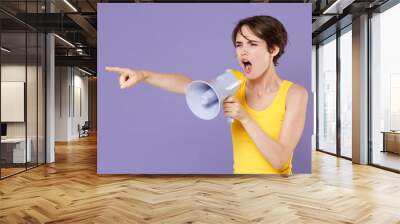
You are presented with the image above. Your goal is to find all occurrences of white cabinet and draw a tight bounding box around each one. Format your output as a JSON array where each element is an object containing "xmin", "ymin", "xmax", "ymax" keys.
[{"xmin": 1, "ymin": 138, "xmax": 32, "ymax": 163}]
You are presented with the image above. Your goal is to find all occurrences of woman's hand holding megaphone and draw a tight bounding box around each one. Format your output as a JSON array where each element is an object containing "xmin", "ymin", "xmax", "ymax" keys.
[
  {"xmin": 106, "ymin": 66, "xmax": 147, "ymax": 89},
  {"xmin": 223, "ymin": 96, "xmax": 250, "ymax": 123}
]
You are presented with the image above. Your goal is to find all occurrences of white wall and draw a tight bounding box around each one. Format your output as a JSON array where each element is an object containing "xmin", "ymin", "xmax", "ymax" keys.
[
  {"xmin": 1, "ymin": 82, "xmax": 24, "ymax": 122},
  {"xmin": 55, "ymin": 67, "xmax": 89, "ymax": 141},
  {"xmin": 70, "ymin": 72, "xmax": 89, "ymax": 139},
  {"xmin": 1, "ymin": 65, "xmax": 26, "ymax": 129},
  {"xmin": 1, "ymin": 63, "xmax": 46, "ymax": 164},
  {"xmin": 312, "ymin": 45, "xmax": 316, "ymax": 150},
  {"xmin": 55, "ymin": 66, "xmax": 69, "ymax": 141},
  {"xmin": 1, "ymin": 65, "xmax": 39, "ymax": 137}
]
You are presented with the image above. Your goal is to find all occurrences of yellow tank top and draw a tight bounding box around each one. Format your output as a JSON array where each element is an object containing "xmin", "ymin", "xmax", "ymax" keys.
[{"xmin": 230, "ymin": 70, "xmax": 293, "ymax": 174}]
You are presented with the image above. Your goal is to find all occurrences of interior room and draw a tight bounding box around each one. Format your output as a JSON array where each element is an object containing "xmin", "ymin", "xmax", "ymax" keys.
[{"xmin": 0, "ymin": 0, "xmax": 399, "ymax": 223}]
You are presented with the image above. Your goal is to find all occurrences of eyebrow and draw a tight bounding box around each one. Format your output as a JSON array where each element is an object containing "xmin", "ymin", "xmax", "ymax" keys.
[
  {"xmin": 235, "ymin": 40, "xmax": 259, "ymax": 44},
  {"xmin": 247, "ymin": 40, "xmax": 259, "ymax": 43}
]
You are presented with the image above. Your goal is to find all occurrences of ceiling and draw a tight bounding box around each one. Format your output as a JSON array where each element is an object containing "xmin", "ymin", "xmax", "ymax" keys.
[{"xmin": 0, "ymin": 0, "xmax": 391, "ymax": 75}]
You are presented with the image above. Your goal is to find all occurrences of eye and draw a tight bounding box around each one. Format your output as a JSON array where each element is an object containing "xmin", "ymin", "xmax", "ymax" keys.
[
  {"xmin": 250, "ymin": 43, "xmax": 258, "ymax": 46},
  {"xmin": 235, "ymin": 44, "xmax": 242, "ymax": 48}
]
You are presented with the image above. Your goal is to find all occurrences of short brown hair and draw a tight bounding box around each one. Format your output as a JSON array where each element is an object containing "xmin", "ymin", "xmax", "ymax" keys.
[{"xmin": 232, "ymin": 15, "xmax": 288, "ymax": 66}]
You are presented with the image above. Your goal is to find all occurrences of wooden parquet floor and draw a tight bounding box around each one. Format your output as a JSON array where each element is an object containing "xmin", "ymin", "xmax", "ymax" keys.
[{"xmin": 1, "ymin": 134, "xmax": 400, "ymax": 224}]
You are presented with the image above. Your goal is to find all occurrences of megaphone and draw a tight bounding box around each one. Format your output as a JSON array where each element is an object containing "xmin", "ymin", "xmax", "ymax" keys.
[{"xmin": 185, "ymin": 70, "xmax": 241, "ymax": 121}]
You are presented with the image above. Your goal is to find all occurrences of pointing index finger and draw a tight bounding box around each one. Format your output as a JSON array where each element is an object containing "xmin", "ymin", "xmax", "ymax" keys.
[{"xmin": 105, "ymin": 66, "xmax": 124, "ymax": 73}]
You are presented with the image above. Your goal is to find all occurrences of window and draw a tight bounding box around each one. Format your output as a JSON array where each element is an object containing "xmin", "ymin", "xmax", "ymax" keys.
[
  {"xmin": 0, "ymin": 1, "xmax": 46, "ymax": 179},
  {"xmin": 339, "ymin": 27, "xmax": 352, "ymax": 158},
  {"xmin": 371, "ymin": 2, "xmax": 400, "ymax": 171},
  {"xmin": 317, "ymin": 35, "xmax": 337, "ymax": 154}
]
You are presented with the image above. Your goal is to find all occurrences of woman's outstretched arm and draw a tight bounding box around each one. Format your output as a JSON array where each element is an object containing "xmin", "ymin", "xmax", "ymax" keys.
[{"xmin": 105, "ymin": 66, "xmax": 192, "ymax": 94}]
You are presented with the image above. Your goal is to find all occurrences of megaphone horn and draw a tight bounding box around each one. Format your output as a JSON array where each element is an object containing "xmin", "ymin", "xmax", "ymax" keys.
[{"xmin": 185, "ymin": 70, "xmax": 241, "ymax": 121}]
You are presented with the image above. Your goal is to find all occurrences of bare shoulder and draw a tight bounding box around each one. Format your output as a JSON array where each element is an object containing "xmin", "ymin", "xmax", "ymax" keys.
[{"xmin": 286, "ymin": 83, "xmax": 308, "ymax": 108}]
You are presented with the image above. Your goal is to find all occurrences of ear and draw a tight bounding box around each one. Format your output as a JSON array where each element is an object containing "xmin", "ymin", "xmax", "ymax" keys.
[{"xmin": 271, "ymin": 45, "xmax": 280, "ymax": 57}]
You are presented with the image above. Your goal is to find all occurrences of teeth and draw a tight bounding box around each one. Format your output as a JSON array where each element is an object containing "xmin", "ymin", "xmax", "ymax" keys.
[
  {"xmin": 243, "ymin": 61, "xmax": 251, "ymax": 66},
  {"xmin": 242, "ymin": 59, "xmax": 251, "ymax": 65}
]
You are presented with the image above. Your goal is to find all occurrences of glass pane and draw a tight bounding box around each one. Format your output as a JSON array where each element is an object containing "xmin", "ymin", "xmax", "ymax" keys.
[
  {"xmin": 0, "ymin": 1, "xmax": 46, "ymax": 178},
  {"xmin": 38, "ymin": 32, "xmax": 45, "ymax": 165},
  {"xmin": 1, "ymin": 31, "xmax": 27, "ymax": 177},
  {"xmin": 371, "ymin": 3, "xmax": 400, "ymax": 171},
  {"xmin": 318, "ymin": 36, "xmax": 337, "ymax": 154},
  {"xmin": 340, "ymin": 28, "xmax": 352, "ymax": 158},
  {"xmin": 27, "ymin": 31, "xmax": 38, "ymax": 169},
  {"xmin": 26, "ymin": 0, "xmax": 39, "ymax": 170}
]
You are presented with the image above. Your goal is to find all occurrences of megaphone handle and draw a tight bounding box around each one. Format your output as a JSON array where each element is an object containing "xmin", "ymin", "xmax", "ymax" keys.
[{"xmin": 227, "ymin": 117, "xmax": 234, "ymax": 124}]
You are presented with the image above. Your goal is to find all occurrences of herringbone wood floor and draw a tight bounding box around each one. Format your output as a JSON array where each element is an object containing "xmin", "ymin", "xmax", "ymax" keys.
[{"xmin": 1, "ymin": 134, "xmax": 400, "ymax": 224}]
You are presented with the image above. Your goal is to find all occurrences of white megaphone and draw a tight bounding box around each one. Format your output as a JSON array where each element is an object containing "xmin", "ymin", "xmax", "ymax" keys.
[{"xmin": 185, "ymin": 70, "xmax": 241, "ymax": 122}]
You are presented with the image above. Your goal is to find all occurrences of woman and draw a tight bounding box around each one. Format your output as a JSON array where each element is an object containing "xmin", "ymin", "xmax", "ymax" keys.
[{"xmin": 106, "ymin": 15, "xmax": 308, "ymax": 174}]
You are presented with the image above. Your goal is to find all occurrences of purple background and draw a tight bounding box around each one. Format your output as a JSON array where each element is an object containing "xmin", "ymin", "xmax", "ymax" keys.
[{"xmin": 98, "ymin": 3, "xmax": 312, "ymax": 174}]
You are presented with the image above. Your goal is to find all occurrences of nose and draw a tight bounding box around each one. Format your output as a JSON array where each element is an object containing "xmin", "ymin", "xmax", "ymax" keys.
[{"xmin": 240, "ymin": 47, "xmax": 248, "ymax": 57}]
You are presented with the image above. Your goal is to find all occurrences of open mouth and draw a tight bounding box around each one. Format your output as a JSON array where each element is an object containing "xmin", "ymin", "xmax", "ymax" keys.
[{"xmin": 242, "ymin": 59, "xmax": 252, "ymax": 75}]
